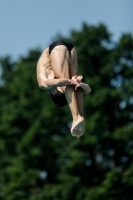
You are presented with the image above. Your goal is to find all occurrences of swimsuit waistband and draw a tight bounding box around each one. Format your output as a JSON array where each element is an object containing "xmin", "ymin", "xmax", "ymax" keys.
[{"xmin": 49, "ymin": 41, "xmax": 74, "ymax": 54}]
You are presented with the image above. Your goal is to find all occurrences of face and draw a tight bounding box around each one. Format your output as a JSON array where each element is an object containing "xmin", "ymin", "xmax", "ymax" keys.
[
  {"xmin": 50, "ymin": 88, "xmax": 67, "ymax": 108},
  {"xmin": 51, "ymin": 89, "xmax": 57, "ymax": 95},
  {"xmin": 51, "ymin": 87, "xmax": 63, "ymax": 95}
]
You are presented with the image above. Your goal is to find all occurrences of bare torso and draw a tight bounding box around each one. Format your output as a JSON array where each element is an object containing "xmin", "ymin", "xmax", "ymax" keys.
[{"xmin": 37, "ymin": 47, "xmax": 55, "ymax": 82}]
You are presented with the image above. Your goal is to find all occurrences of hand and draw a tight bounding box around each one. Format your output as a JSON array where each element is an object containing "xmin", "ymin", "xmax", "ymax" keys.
[{"xmin": 69, "ymin": 75, "xmax": 83, "ymax": 90}]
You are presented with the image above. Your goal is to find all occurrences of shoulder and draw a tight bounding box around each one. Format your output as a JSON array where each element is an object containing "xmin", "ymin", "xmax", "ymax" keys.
[
  {"xmin": 38, "ymin": 47, "xmax": 49, "ymax": 61},
  {"xmin": 43, "ymin": 47, "xmax": 49, "ymax": 54},
  {"xmin": 40, "ymin": 47, "xmax": 49, "ymax": 60},
  {"xmin": 37, "ymin": 47, "xmax": 50, "ymax": 66}
]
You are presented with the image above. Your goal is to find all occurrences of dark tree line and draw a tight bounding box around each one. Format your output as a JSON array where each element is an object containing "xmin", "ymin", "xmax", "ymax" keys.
[{"xmin": 0, "ymin": 23, "xmax": 133, "ymax": 200}]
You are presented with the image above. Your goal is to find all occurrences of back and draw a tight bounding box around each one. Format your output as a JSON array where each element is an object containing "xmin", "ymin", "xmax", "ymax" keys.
[{"xmin": 37, "ymin": 47, "xmax": 55, "ymax": 87}]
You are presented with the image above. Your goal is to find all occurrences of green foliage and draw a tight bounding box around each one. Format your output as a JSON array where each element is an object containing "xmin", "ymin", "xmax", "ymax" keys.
[{"xmin": 0, "ymin": 23, "xmax": 133, "ymax": 200}]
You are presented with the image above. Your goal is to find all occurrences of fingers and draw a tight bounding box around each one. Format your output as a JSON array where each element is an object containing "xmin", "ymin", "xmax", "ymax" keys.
[
  {"xmin": 71, "ymin": 75, "xmax": 83, "ymax": 80},
  {"xmin": 69, "ymin": 80, "xmax": 82, "ymax": 90},
  {"xmin": 69, "ymin": 75, "xmax": 83, "ymax": 91},
  {"xmin": 70, "ymin": 75, "xmax": 83, "ymax": 86},
  {"xmin": 75, "ymin": 84, "xmax": 80, "ymax": 90},
  {"xmin": 77, "ymin": 75, "xmax": 83, "ymax": 81}
]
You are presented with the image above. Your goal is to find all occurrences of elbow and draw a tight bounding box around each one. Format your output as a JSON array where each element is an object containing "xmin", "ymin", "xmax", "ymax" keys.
[
  {"xmin": 37, "ymin": 75, "xmax": 47, "ymax": 90},
  {"xmin": 39, "ymin": 85, "xmax": 45, "ymax": 90},
  {"xmin": 38, "ymin": 83, "xmax": 50, "ymax": 92},
  {"xmin": 38, "ymin": 82, "xmax": 46, "ymax": 90},
  {"xmin": 39, "ymin": 84, "xmax": 48, "ymax": 91},
  {"xmin": 37, "ymin": 78, "xmax": 47, "ymax": 90}
]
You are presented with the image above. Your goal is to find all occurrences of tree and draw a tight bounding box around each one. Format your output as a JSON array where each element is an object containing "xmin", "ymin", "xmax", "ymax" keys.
[{"xmin": 0, "ymin": 23, "xmax": 133, "ymax": 200}]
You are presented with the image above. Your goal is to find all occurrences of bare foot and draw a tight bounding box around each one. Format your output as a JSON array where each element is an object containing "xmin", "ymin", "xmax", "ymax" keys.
[{"xmin": 71, "ymin": 116, "xmax": 84, "ymax": 137}]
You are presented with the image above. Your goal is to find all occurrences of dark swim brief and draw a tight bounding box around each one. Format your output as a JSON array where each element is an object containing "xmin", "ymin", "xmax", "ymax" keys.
[{"xmin": 49, "ymin": 40, "xmax": 74, "ymax": 54}]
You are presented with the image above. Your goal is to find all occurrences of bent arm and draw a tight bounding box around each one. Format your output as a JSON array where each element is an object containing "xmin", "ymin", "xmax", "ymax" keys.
[
  {"xmin": 39, "ymin": 78, "xmax": 71, "ymax": 92},
  {"xmin": 37, "ymin": 48, "xmax": 72, "ymax": 92}
]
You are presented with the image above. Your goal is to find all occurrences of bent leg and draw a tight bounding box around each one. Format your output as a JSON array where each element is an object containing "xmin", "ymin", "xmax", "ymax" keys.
[
  {"xmin": 69, "ymin": 48, "xmax": 85, "ymax": 137},
  {"xmin": 50, "ymin": 46, "xmax": 84, "ymax": 137},
  {"xmin": 50, "ymin": 45, "xmax": 70, "ymax": 79}
]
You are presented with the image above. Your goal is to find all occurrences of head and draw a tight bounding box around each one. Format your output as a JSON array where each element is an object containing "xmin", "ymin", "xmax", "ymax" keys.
[{"xmin": 50, "ymin": 89, "xmax": 67, "ymax": 108}]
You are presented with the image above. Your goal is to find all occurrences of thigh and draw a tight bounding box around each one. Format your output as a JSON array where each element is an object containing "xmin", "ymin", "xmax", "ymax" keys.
[
  {"xmin": 50, "ymin": 45, "xmax": 70, "ymax": 79},
  {"xmin": 69, "ymin": 47, "xmax": 78, "ymax": 77}
]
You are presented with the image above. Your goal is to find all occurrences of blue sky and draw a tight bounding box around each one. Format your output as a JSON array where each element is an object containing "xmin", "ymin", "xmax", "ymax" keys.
[{"xmin": 1, "ymin": 0, "xmax": 133, "ymax": 60}]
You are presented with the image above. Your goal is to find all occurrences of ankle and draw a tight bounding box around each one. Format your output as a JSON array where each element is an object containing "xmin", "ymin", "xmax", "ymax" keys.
[{"xmin": 73, "ymin": 114, "xmax": 83, "ymax": 121}]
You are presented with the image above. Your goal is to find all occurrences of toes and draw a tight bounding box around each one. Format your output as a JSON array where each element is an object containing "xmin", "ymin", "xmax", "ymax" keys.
[
  {"xmin": 71, "ymin": 131, "xmax": 76, "ymax": 137},
  {"xmin": 71, "ymin": 129, "xmax": 78, "ymax": 137},
  {"xmin": 71, "ymin": 125, "xmax": 78, "ymax": 137},
  {"xmin": 71, "ymin": 122, "xmax": 84, "ymax": 138},
  {"xmin": 76, "ymin": 123, "xmax": 84, "ymax": 138},
  {"xmin": 77, "ymin": 133, "xmax": 83, "ymax": 138}
]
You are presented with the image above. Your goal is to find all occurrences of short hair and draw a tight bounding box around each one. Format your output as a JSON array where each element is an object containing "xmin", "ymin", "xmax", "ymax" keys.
[{"xmin": 50, "ymin": 90, "xmax": 67, "ymax": 108}]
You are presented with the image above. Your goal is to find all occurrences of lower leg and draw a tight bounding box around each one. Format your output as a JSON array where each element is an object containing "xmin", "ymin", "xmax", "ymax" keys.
[
  {"xmin": 75, "ymin": 89, "xmax": 83, "ymax": 117},
  {"xmin": 64, "ymin": 86, "xmax": 84, "ymax": 136},
  {"xmin": 64, "ymin": 86, "xmax": 82, "ymax": 120}
]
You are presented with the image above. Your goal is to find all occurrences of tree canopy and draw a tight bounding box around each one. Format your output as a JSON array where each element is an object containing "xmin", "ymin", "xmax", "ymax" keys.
[{"xmin": 0, "ymin": 23, "xmax": 133, "ymax": 200}]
